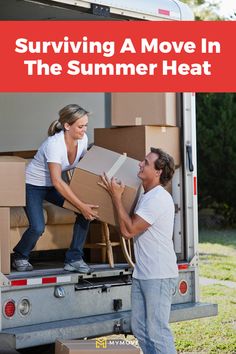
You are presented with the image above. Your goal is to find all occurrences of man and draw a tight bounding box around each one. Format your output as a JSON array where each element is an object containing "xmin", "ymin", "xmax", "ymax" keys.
[{"xmin": 99, "ymin": 147, "xmax": 178, "ymax": 354}]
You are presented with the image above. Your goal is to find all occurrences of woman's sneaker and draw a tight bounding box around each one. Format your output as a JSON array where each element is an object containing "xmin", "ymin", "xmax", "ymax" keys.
[
  {"xmin": 64, "ymin": 259, "xmax": 92, "ymax": 273},
  {"xmin": 12, "ymin": 259, "xmax": 33, "ymax": 272}
]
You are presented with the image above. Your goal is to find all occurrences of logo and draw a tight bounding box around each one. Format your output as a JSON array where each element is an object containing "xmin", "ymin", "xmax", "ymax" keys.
[{"xmin": 96, "ymin": 337, "xmax": 107, "ymax": 349}]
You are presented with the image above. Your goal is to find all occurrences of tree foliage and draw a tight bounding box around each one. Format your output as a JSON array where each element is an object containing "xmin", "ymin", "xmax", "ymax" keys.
[
  {"xmin": 196, "ymin": 93, "xmax": 236, "ymax": 215},
  {"xmin": 181, "ymin": 0, "xmax": 222, "ymax": 20},
  {"xmin": 181, "ymin": 1, "xmax": 236, "ymax": 224}
]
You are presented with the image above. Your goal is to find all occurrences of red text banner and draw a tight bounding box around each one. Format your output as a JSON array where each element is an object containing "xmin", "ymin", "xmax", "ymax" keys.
[{"xmin": 0, "ymin": 21, "xmax": 235, "ymax": 92}]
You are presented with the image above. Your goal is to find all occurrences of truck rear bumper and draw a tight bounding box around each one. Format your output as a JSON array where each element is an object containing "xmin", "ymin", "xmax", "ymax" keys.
[
  {"xmin": 170, "ymin": 301, "xmax": 218, "ymax": 322},
  {"xmin": 0, "ymin": 302, "xmax": 217, "ymax": 350},
  {"xmin": 1, "ymin": 311, "xmax": 132, "ymax": 350}
]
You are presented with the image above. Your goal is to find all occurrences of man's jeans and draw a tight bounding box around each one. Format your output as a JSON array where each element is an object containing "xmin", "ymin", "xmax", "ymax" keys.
[
  {"xmin": 131, "ymin": 277, "xmax": 177, "ymax": 354},
  {"xmin": 13, "ymin": 184, "xmax": 90, "ymax": 263}
]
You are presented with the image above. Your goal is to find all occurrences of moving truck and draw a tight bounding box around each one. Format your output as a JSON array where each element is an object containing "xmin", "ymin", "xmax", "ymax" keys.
[{"xmin": 0, "ymin": 0, "xmax": 217, "ymax": 352}]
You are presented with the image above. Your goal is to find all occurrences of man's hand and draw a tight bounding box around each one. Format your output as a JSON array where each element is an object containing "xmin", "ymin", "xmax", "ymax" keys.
[{"xmin": 98, "ymin": 173, "xmax": 125, "ymax": 200}]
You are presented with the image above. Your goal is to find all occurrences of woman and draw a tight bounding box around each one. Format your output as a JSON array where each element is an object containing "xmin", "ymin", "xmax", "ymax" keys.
[{"xmin": 12, "ymin": 104, "xmax": 99, "ymax": 273}]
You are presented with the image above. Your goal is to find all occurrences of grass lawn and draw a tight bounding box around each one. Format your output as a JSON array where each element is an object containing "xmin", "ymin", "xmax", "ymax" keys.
[
  {"xmin": 172, "ymin": 285, "xmax": 236, "ymax": 353},
  {"xmin": 199, "ymin": 229, "xmax": 236, "ymax": 282},
  {"xmin": 171, "ymin": 228, "xmax": 236, "ymax": 353}
]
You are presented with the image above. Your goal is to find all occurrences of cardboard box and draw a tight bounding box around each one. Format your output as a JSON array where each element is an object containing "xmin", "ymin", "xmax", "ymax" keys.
[
  {"xmin": 63, "ymin": 146, "xmax": 141, "ymax": 226},
  {"xmin": 111, "ymin": 92, "xmax": 176, "ymax": 126},
  {"xmin": 0, "ymin": 207, "xmax": 10, "ymax": 274},
  {"xmin": 55, "ymin": 339, "xmax": 140, "ymax": 354},
  {"xmin": 0, "ymin": 156, "xmax": 26, "ymax": 206},
  {"xmin": 94, "ymin": 126, "xmax": 180, "ymax": 166}
]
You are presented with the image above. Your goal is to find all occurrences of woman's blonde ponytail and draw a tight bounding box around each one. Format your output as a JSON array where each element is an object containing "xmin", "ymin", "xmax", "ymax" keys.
[{"xmin": 48, "ymin": 120, "xmax": 63, "ymax": 136}]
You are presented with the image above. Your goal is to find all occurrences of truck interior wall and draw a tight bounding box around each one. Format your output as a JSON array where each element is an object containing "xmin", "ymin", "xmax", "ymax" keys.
[
  {"xmin": 0, "ymin": 93, "xmax": 106, "ymax": 153},
  {"xmin": 0, "ymin": 92, "xmax": 186, "ymax": 265}
]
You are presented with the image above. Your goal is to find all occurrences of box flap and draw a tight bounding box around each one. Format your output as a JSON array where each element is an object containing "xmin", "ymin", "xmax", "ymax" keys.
[
  {"xmin": 77, "ymin": 146, "xmax": 121, "ymax": 174},
  {"xmin": 77, "ymin": 146, "xmax": 140, "ymax": 188}
]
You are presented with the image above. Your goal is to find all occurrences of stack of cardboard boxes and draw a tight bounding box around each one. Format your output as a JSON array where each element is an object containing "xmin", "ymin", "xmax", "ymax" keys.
[
  {"xmin": 91, "ymin": 92, "xmax": 180, "ymax": 263},
  {"xmin": 94, "ymin": 92, "xmax": 180, "ymax": 165}
]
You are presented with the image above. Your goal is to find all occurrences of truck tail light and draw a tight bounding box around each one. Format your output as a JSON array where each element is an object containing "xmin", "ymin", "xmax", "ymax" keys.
[
  {"xmin": 4, "ymin": 300, "xmax": 16, "ymax": 318},
  {"xmin": 179, "ymin": 280, "xmax": 188, "ymax": 295},
  {"xmin": 18, "ymin": 298, "xmax": 31, "ymax": 316}
]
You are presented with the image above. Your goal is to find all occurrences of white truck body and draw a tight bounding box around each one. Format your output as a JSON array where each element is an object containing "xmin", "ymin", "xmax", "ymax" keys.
[{"xmin": 0, "ymin": 0, "xmax": 217, "ymax": 351}]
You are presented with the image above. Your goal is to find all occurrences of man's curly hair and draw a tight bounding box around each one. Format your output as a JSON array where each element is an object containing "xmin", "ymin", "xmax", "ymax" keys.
[{"xmin": 150, "ymin": 147, "xmax": 175, "ymax": 186}]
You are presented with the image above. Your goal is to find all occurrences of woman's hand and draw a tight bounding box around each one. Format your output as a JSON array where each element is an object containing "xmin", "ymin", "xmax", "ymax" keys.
[
  {"xmin": 79, "ymin": 202, "xmax": 99, "ymax": 221},
  {"xmin": 48, "ymin": 162, "xmax": 99, "ymax": 221},
  {"xmin": 98, "ymin": 173, "xmax": 125, "ymax": 200}
]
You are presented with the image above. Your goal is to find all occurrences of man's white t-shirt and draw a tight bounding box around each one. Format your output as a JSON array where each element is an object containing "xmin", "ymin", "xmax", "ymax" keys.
[
  {"xmin": 133, "ymin": 185, "xmax": 178, "ymax": 280},
  {"xmin": 26, "ymin": 131, "xmax": 88, "ymax": 186}
]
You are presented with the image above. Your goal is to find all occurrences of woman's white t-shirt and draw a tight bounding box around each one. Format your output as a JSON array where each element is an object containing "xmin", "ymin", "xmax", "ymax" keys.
[
  {"xmin": 26, "ymin": 131, "xmax": 88, "ymax": 186},
  {"xmin": 133, "ymin": 185, "xmax": 178, "ymax": 280}
]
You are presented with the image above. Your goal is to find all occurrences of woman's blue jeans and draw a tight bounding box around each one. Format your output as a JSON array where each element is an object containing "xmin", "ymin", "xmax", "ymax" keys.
[
  {"xmin": 131, "ymin": 277, "xmax": 177, "ymax": 354},
  {"xmin": 13, "ymin": 184, "xmax": 90, "ymax": 263}
]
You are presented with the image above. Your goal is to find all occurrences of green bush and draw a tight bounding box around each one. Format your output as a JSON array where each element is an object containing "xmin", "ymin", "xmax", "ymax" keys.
[{"xmin": 196, "ymin": 93, "xmax": 236, "ymax": 225}]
